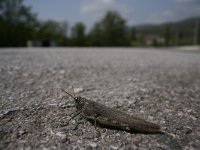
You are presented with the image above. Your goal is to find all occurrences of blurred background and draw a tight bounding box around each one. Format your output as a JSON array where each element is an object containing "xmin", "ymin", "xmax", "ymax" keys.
[{"xmin": 0, "ymin": 0, "xmax": 199, "ymax": 47}]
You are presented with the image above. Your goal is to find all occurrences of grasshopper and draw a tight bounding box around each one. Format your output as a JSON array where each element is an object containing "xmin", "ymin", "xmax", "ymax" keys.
[{"xmin": 60, "ymin": 88, "xmax": 163, "ymax": 134}]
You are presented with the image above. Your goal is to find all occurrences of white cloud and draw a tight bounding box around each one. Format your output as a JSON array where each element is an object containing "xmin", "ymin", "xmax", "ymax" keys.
[
  {"xmin": 80, "ymin": 0, "xmax": 134, "ymax": 24},
  {"xmin": 146, "ymin": 10, "xmax": 175, "ymax": 24},
  {"xmin": 147, "ymin": 4, "xmax": 200, "ymax": 25},
  {"xmin": 175, "ymin": 0, "xmax": 194, "ymax": 3},
  {"xmin": 161, "ymin": 10, "xmax": 174, "ymax": 17},
  {"xmin": 101, "ymin": 0, "xmax": 114, "ymax": 4},
  {"xmin": 80, "ymin": 0, "xmax": 199, "ymax": 28}
]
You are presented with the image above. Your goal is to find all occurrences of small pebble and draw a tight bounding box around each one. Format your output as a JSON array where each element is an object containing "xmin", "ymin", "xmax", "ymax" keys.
[
  {"xmin": 74, "ymin": 87, "xmax": 83, "ymax": 93},
  {"xmin": 59, "ymin": 69, "xmax": 65, "ymax": 74},
  {"xmin": 89, "ymin": 143, "xmax": 98, "ymax": 148},
  {"xmin": 183, "ymin": 126, "xmax": 192, "ymax": 134},
  {"xmin": 56, "ymin": 132, "xmax": 67, "ymax": 139},
  {"xmin": 110, "ymin": 145, "xmax": 118, "ymax": 150}
]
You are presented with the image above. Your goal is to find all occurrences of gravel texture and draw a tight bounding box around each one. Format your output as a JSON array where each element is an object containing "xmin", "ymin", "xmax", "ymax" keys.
[{"xmin": 0, "ymin": 48, "xmax": 200, "ymax": 150}]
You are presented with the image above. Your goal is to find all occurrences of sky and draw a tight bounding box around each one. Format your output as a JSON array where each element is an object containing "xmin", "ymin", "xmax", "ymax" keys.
[{"xmin": 24, "ymin": 0, "xmax": 200, "ymax": 29}]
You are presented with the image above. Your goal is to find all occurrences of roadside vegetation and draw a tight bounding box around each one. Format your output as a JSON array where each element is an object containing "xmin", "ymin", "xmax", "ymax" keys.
[{"xmin": 0, "ymin": 0, "xmax": 199, "ymax": 47}]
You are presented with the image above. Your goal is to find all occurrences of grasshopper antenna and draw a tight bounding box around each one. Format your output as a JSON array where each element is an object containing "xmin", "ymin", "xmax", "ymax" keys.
[
  {"xmin": 72, "ymin": 85, "xmax": 76, "ymax": 98},
  {"xmin": 59, "ymin": 88, "xmax": 75, "ymax": 99}
]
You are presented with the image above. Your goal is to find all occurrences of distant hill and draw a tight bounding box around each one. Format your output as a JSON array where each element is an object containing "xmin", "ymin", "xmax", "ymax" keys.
[{"xmin": 133, "ymin": 17, "xmax": 200, "ymax": 46}]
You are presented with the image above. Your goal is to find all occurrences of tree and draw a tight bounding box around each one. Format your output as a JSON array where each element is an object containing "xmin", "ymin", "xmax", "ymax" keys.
[
  {"xmin": 164, "ymin": 26, "xmax": 171, "ymax": 46},
  {"xmin": 0, "ymin": 0, "xmax": 37, "ymax": 25},
  {"xmin": 37, "ymin": 20, "xmax": 68, "ymax": 46},
  {"xmin": 130, "ymin": 27, "xmax": 136, "ymax": 41},
  {"xmin": 0, "ymin": 0, "xmax": 37, "ymax": 47},
  {"xmin": 128, "ymin": 26, "xmax": 138, "ymax": 46},
  {"xmin": 88, "ymin": 23, "xmax": 104, "ymax": 46},
  {"xmin": 70, "ymin": 22, "xmax": 86, "ymax": 46},
  {"xmin": 88, "ymin": 11, "xmax": 130, "ymax": 46}
]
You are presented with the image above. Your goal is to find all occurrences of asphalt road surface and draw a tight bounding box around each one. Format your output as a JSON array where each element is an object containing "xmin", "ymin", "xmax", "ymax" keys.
[{"xmin": 0, "ymin": 48, "xmax": 200, "ymax": 149}]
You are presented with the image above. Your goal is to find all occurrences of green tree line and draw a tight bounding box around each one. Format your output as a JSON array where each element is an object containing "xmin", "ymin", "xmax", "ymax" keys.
[{"xmin": 0, "ymin": 0, "xmax": 199, "ymax": 47}]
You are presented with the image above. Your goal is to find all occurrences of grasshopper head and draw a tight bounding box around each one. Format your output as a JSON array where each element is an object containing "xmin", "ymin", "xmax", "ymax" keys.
[
  {"xmin": 74, "ymin": 97, "xmax": 86, "ymax": 109},
  {"xmin": 60, "ymin": 88, "xmax": 86, "ymax": 110}
]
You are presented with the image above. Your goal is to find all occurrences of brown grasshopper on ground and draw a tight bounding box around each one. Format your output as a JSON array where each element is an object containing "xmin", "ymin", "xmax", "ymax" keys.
[{"xmin": 60, "ymin": 88, "xmax": 163, "ymax": 134}]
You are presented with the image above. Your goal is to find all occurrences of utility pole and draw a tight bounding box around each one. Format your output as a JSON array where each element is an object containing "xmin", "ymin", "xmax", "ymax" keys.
[
  {"xmin": 193, "ymin": 19, "xmax": 199, "ymax": 46},
  {"xmin": 175, "ymin": 30, "xmax": 179, "ymax": 46}
]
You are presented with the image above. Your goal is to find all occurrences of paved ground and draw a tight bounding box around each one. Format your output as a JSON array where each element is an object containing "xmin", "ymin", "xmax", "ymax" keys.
[{"xmin": 0, "ymin": 48, "xmax": 200, "ymax": 150}]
